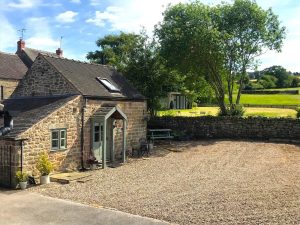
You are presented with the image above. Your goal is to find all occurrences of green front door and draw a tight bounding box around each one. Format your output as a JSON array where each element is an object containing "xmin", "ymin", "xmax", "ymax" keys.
[{"xmin": 92, "ymin": 121, "xmax": 103, "ymax": 162}]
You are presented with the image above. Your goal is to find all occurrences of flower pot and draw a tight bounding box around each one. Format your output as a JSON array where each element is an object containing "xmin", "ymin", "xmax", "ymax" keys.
[
  {"xmin": 90, "ymin": 164, "xmax": 97, "ymax": 170},
  {"xmin": 40, "ymin": 175, "xmax": 50, "ymax": 184},
  {"xmin": 148, "ymin": 143, "xmax": 154, "ymax": 151},
  {"xmin": 19, "ymin": 181, "xmax": 27, "ymax": 190}
]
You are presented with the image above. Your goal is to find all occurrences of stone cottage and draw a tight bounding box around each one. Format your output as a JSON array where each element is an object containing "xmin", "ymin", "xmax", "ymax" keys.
[
  {"xmin": 0, "ymin": 39, "xmax": 62, "ymax": 101},
  {"xmin": 0, "ymin": 53, "xmax": 147, "ymax": 187}
]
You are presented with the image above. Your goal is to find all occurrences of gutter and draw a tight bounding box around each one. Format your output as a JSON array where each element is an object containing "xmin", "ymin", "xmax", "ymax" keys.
[{"xmin": 83, "ymin": 95, "xmax": 146, "ymax": 102}]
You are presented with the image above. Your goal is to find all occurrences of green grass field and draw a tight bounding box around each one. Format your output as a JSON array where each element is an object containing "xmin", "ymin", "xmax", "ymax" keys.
[
  {"xmin": 227, "ymin": 94, "xmax": 300, "ymax": 106},
  {"xmin": 158, "ymin": 107, "xmax": 297, "ymax": 118}
]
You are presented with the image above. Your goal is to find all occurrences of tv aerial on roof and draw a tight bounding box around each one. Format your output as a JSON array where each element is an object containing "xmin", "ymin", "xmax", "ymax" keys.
[
  {"xmin": 59, "ymin": 36, "xmax": 63, "ymax": 49},
  {"xmin": 18, "ymin": 28, "xmax": 26, "ymax": 40}
]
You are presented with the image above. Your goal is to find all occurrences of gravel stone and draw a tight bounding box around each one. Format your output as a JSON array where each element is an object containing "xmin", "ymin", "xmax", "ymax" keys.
[{"xmin": 29, "ymin": 140, "xmax": 300, "ymax": 225}]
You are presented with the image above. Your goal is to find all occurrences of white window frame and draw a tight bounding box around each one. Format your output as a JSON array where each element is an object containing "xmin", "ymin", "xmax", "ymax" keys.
[{"xmin": 51, "ymin": 129, "xmax": 67, "ymax": 150}]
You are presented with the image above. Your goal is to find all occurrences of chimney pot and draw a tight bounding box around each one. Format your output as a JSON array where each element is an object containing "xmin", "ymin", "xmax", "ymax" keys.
[
  {"xmin": 56, "ymin": 48, "xmax": 63, "ymax": 57},
  {"xmin": 17, "ymin": 39, "xmax": 25, "ymax": 52}
]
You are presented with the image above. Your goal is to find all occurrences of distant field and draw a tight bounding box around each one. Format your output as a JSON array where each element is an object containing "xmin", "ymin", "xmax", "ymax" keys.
[
  {"xmin": 227, "ymin": 94, "xmax": 300, "ymax": 105},
  {"xmin": 158, "ymin": 107, "xmax": 297, "ymax": 118}
]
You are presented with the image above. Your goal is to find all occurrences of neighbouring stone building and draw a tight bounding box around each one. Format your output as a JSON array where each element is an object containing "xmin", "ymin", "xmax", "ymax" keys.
[
  {"xmin": 0, "ymin": 53, "xmax": 147, "ymax": 188},
  {"xmin": 0, "ymin": 52, "xmax": 27, "ymax": 101},
  {"xmin": 0, "ymin": 39, "xmax": 62, "ymax": 101}
]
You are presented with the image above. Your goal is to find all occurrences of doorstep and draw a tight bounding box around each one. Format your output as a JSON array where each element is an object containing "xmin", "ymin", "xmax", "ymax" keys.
[{"xmin": 51, "ymin": 172, "xmax": 92, "ymax": 184}]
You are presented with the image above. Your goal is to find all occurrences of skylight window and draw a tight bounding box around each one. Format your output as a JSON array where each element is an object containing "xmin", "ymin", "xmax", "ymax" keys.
[{"xmin": 96, "ymin": 77, "xmax": 120, "ymax": 93}]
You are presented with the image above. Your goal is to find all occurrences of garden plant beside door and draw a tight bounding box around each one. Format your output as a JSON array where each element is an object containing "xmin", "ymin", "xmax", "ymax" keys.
[
  {"xmin": 15, "ymin": 170, "xmax": 29, "ymax": 190},
  {"xmin": 36, "ymin": 152, "xmax": 54, "ymax": 184}
]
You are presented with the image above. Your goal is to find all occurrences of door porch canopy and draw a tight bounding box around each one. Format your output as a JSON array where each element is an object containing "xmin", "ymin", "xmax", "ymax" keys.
[{"xmin": 92, "ymin": 105, "xmax": 127, "ymax": 168}]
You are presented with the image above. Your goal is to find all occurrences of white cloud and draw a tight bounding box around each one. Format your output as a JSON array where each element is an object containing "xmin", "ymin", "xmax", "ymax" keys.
[
  {"xmin": 26, "ymin": 37, "xmax": 59, "ymax": 49},
  {"xmin": 90, "ymin": 0, "xmax": 101, "ymax": 6},
  {"xmin": 86, "ymin": 0, "xmax": 188, "ymax": 34},
  {"xmin": 24, "ymin": 17, "xmax": 60, "ymax": 51},
  {"xmin": 8, "ymin": 0, "xmax": 41, "ymax": 9},
  {"xmin": 0, "ymin": 15, "xmax": 18, "ymax": 51},
  {"xmin": 56, "ymin": 11, "xmax": 78, "ymax": 23},
  {"xmin": 70, "ymin": 0, "xmax": 81, "ymax": 3},
  {"xmin": 86, "ymin": 7, "xmax": 120, "ymax": 28}
]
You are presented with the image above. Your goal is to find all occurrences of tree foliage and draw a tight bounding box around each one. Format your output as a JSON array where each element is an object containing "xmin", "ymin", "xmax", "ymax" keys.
[
  {"xmin": 87, "ymin": 32, "xmax": 180, "ymax": 115},
  {"xmin": 156, "ymin": 0, "xmax": 286, "ymax": 115},
  {"xmin": 262, "ymin": 65, "xmax": 291, "ymax": 88}
]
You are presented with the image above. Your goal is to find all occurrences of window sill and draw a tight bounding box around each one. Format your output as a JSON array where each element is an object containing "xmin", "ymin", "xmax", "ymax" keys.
[{"xmin": 50, "ymin": 148, "xmax": 67, "ymax": 152}]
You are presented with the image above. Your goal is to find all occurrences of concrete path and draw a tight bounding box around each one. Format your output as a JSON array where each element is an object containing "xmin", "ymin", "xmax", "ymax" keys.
[{"xmin": 0, "ymin": 190, "xmax": 171, "ymax": 225}]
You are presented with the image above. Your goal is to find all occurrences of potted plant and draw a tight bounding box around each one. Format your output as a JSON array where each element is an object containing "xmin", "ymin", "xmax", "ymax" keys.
[
  {"xmin": 87, "ymin": 155, "xmax": 98, "ymax": 170},
  {"xmin": 36, "ymin": 152, "xmax": 54, "ymax": 184},
  {"xmin": 15, "ymin": 170, "xmax": 28, "ymax": 190}
]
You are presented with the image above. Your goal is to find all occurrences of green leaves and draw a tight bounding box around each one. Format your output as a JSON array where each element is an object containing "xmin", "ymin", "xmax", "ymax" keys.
[
  {"xmin": 87, "ymin": 32, "xmax": 180, "ymax": 114},
  {"xmin": 36, "ymin": 152, "xmax": 54, "ymax": 176},
  {"xmin": 155, "ymin": 0, "xmax": 286, "ymax": 115}
]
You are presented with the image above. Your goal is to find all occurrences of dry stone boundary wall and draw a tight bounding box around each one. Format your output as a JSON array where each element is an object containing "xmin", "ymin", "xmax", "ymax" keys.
[{"xmin": 149, "ymin": 116, "xmax": 300, "ymax": 140}]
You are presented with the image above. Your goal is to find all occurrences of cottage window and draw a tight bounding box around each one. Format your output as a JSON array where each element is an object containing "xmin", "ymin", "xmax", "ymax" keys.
[{"xmin": 51, "ymin": 129, "xmax": 67, "ymax": 150}]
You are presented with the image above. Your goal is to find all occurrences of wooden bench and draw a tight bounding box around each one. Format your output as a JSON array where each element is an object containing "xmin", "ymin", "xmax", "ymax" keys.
[{"xmin": 147, "ymin": 129, "xmax": 174, "ymax": 144}]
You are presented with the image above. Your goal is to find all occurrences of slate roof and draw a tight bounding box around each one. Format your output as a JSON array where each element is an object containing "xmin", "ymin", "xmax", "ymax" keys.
[
  {"xmin": 23, "ymin": 48, "xmax": 58, "ymax": 63},
  {"xmin": 42, "ymin": 55, "xmax": 145, "ymax": 100},
  {"xmin": 0, "ymin": 52, "xmax": 27, "ymax": 80},
  {"xmin": 17, "ymin": 48, "xmax": 58, "ymax": 68},
  {"xmin": 2, "ymin": 95, "xmax": 77, "ymax": 139}
]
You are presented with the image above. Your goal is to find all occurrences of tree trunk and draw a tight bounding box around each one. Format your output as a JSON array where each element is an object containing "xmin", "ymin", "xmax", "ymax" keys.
[
  {"xmin": 218, "ymin": 96, "xmax": 227, "ymax": 115},
  {"xmin": 236, "ymin": 68, "xmax": 246, "ymax": 105}
]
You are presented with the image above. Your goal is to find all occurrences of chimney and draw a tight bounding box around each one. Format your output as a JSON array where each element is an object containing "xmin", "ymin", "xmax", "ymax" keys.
[
  {"xmin": 17, "ymin": 39, "xmax": 25, "ymax": 52},
  {"xmin": 56, "ymin": 48, "xmax": 63, "ymax": 57}
]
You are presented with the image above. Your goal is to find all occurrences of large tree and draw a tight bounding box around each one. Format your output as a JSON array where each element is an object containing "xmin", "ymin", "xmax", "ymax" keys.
[
  {"xmin": 261, "ymin": 65, "xmax": 291, "ymax": 88},
  {"xmin": 87, "ymin": 32, "xmax": 179, "ymax": 115},
  {"xmin": 156, "ymin": 0, "xmax": 286, "ymax": 115}
]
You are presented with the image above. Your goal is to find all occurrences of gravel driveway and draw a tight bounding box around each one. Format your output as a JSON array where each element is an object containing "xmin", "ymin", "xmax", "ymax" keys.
[{"xmin": 29, "ymin": 140, "xmax": 300, "ymax": 225}]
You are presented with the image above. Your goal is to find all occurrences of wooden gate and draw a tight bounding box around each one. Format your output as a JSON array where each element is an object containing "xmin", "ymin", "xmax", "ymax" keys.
[
  {"xmin": 0, "ymin": 145, "xmax": 21, "ymax": 187},
  {"xmin": 0, "ymin": 146, "xmax": 13, "ymax": 187}
]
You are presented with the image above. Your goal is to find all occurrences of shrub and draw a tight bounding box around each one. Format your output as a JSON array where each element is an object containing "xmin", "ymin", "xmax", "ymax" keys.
[
  {"xmin": 229, "ymin": 105, "xmax": 245, "ymax": 117},
  {"xmin": 218, "ymin": 105, "xmax": 245, "ymax": 117},
  {"xmin": 36, "ymin": 152, "xmax": 54, "ymax": 176},
  {"xmin": 296, "ymin": 107, "xmax": 300, "ymax": 118},
  {"xmin": 15, "ymin": 171, "xmax": 28, "ymax": 182}
]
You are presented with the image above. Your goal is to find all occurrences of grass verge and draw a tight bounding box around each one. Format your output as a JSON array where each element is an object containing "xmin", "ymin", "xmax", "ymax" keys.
[{"xmin": 158, "ymin": 107, "xmax": 297, "ymax": 118}]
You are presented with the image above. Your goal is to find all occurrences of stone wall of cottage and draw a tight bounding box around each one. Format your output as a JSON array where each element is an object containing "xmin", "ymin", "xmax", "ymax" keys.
[
  {"xmin": 0, "ymin": 79, "xmax": 19, "ymax": 100},
  {"xmin": 149, "ymin": 116, "xmax": 300, "ymax": 140},
  {"xmin": 83, "ymin": 99, "xmax": 147, "ymax": 161},
  {"xmin": 12, "ymin": 56, "xmax": 78, "ymax": 98},
  {"xmin": 0, "ymin": 139, "xmax": 22, "ymax": 188},
  {"xmin": 19, "ymin": 96, "xmax": 83, "ymax": 174},
  {"xmin": 13, "ymin": 96, "xmax": 146, "ymax": 175}
]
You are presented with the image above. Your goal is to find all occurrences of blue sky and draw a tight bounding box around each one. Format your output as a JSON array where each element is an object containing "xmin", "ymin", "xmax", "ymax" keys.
[{"xmin": 0, "ymin": 0, "xmax": 299, "ymax": 72}]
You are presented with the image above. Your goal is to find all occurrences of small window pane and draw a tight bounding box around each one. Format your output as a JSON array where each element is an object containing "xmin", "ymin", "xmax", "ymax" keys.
[
  {"xmin": 60, "ymin": 139, "xmax": 65, "ymax": 148},
  {"xmin": 52, "ymin": 131, "xmax": 59, "ymax": 139},
  {"xmin": 60, "ymin": 130, "xmax": 66, "ymax": 139},
  {"xmin": 94, "ymin": 124, "xmax": 100, "ymax": 142},
  {"xmin": 52, "ymin": 140, "xmax": 59, "ymax": 149},
  {"xmin": 94, "ymin": 132, "xmax": 100, "ymax": 142}
]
